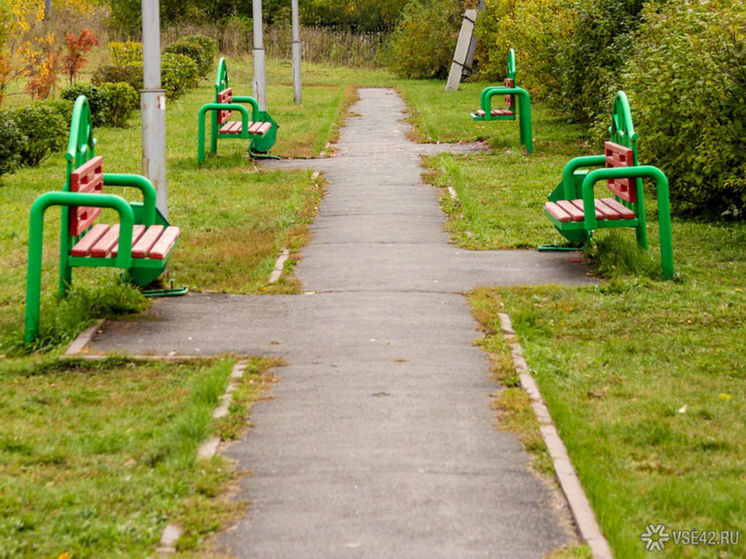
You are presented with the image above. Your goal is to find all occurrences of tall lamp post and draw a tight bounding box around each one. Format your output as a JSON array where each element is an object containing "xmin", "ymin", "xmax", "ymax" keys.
[
  {"xmin": 141, "ymin": 0, "xmax": 168, "ymax": 217},
  {"xmin": 291, "ymin": 0, "xmax": 301, "ymax": 104},
  {"xmin": 252, "ymin": 0, "xmax": 267, "ymax": 111}
]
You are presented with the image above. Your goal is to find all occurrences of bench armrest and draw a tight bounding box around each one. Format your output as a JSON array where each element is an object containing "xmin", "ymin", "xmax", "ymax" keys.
[
  {"xmin": 560, "ymin": 155, "xmax": 606, "ymax": 200},
  {"xmin": 231, "ymin": 96, "xmax": 261, "ymax": 121},
  {"xmin": 581, "ymin": 165, "xmax": 674, "ymax": 278},
  {"xmin": 103, "ymin": 173, "xmax": 157, "ymax": 226},
  {"xmin": 25, "ymin": 191, "xmax": 136, "ymax": 343},
  {"xmin": 479, "ymin": 87, "xmax": 530, "ymax": 113}
]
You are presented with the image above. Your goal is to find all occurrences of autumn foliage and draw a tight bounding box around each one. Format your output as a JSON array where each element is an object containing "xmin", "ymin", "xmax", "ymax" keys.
[{"xmin": 62, "ymin": 29, "xmax": 100, "ymax": 87}]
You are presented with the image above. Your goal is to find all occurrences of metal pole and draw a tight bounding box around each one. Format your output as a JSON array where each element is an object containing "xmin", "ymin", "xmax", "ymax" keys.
[
  {"xmin": 141, "ymin": 0, "xmax": 168, "ymax": 218},
  {"xmin": 252, "ymin": 0, "xmax": 267, "ymax": 111},
  {"xmin": 291, "ymin": 0, "xmax": 302, "ymax": 104}
]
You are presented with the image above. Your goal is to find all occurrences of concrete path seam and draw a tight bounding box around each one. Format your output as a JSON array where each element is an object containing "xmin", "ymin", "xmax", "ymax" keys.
[{"xmin": 498, "ymin": 312, "xmax": 614, "ymax": 559}]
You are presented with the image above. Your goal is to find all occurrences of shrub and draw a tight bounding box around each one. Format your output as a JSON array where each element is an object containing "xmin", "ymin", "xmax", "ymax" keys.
[
  {"xmin": 98, "ymin": 82, "xmax": 139, "ymax": 127},
  {"xmin": 387, "ymin": 0, "xmax": 462, "ymax": 79},
  {"xmin": 183, "ymin": 34, "xmax": 218, "ymax": 68},
  {"xmin": 61, "ymin": 83, "xmax": 138, "ymax": 128},
  {"xmin": 164, "ymin": 37, "xmax": 211, "ymax": 77},
  {"xmin": 474, "ymin": 0, "xmax": 577, "ymax": 99},
  {"xmin": 554, "ymin": 0, "xmax": 644, "ymax": 123},
  {"xmin": 161, "ymin": 53, "xmax": 199, "ymax": 98},
  {"xmin": 5, "ymin": 100, "xmax": 69, "ymax": 166},
  {"xmin": 0, "ymin": 113, "xmax": 26, "ymax": 177},
  {"xmin": 92, "ymin": 64, "xmax": 143, "ymax": 92},
  {"xmin": 108, "ymin": 41, "xmax": 143, "ymax": 65},
  {"xmin": 622, "ymin": 0, "xmax": 746, "ymax": 217}
]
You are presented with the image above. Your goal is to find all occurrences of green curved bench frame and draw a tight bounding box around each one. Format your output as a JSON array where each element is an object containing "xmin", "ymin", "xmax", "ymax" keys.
[
  {"xmin": 24, "ymin": 95, "xmax": 180, "ymax": 343},
  {"xmin": 197, "ymin": 57, "xmax": 279, "ymax": 161},
  {"xmin": 541, "ymin": 91, "xmax": 674, "ymax": 278},
  {"xmin": 471, "ymin": 48, "xmax": 533, "ymax": 153}
]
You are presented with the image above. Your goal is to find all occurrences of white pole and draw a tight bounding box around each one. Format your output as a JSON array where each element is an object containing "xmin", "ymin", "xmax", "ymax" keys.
[
  {"xmin": 141, "ymin": 0, "xmax": 168, "ymax": 217},
  {"xmin": 252, "ymin": 0, "xmax": 267, "ymax": 111},
  {"xmin": 291, "ymin": 0, "xmax": 302, "ymax": 104}
]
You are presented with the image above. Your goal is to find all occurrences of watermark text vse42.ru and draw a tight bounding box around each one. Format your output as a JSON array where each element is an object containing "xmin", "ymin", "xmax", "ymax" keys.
[{"xmin": 641, "ymin": 523, "xmax": 740, "ymax": 552}]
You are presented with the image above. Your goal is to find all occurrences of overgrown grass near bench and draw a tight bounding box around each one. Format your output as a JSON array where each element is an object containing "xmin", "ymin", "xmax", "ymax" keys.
[{"xmin": 396, "ymin": 78, "xmax": 746, "ymax": 558}]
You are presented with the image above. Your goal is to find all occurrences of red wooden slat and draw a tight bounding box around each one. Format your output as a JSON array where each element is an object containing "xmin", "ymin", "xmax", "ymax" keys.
[
  {"xmin": 491, "ymin": 109, "xmax": 514, "ymax": 117},
  {"xmin": 544, "ymin": 201, "xmax": 573, "ymax": 223},
  {"xmin": 71, "ymin": 224, "xmax": 110, "ymax": 256},
  {"xmin": 604, "ymin": 141, "xmax": 636, "ymax": 202},
  {"xmin": 90, "ymin": 224, "xmax": 120, "ymax": 257},
  {"xmin": 217, "ymin": 88, "xmax": 233, "ymax": 124},
  {"xmin": 69, "ymin": 156, "xmax": 105, "ymax": 236},
  {"xmin": 504, "ymin": 78, "xmax": 515, "ymax": 108},
  {"xmin": 594, "ymin": 199, "xmax": 621, "ymax": 220},
  {"xmin": 556, "ymin": 200, "xmax": 585, "ymax": 222},
  {"xmin": 147, "ymin": 226, "xmax": 181, "ymax": 259},
  {"xmin": 570, "ymin": 199, "xmax": 602, "ymax": 220},
  {"xmin": 475, "ymin": 109, "xmax": 486, "ymax": 117},
  {"xmin": 219, "ymin": 121, "xmax": 243, "ymax": 134},
  {"xmin": 250, "ymin": 122, "xmax": 272, "ymax": 135},
  {"xmin": 131, "ymin": 225, "xmax": 164, "ymax": 259},
  {"xmin": 112, "ymin": 224, "xmax": 146, "ymax": 257},
  {"xmin": 601, "ymin": 197, "xmax": 636, "ymax": 220}
]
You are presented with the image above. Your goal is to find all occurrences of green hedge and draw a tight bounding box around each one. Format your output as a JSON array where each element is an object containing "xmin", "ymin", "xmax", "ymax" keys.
[
  {"xmin": 61, "ymin": 82, "xmax": 139, "ymax": 128},
  {"xmin": 623, "ymin": 0, "xmax": 746, "ymax": 217},
  {"xmin": 387, "ymin": 0, "xmax": 462, "ymax": 79},
  {"xmin": 0, "ymin": 99, "xmax": 73, "ymax": 174}
]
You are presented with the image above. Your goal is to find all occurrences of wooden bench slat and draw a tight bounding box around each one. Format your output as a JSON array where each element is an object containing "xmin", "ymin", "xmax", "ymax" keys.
[
  {"xmin": 219, "ymin": 120, "xmax": 243, "ymax": 134},
  {"xmin": 504, "ymin": 78, "xmax": 515, "ymax": 108},
  {"xmin": 132, "ymin": 225, "xmax": 164, "ymax": 258},
  {"xmin": 71, "ymin": 224, "xmax": 110, "ymax": 256},
  {"xmin": 595, "ymin": 199, "xmax": 622, "ymax": 220},
  {"xmin": 90, "ymin": 224, "xmax": 120, "ymax": 257},
  {"xmin": 544, "ymin": 201, "xmax": 573, "ymax": 223},
  {"xmin": 605, "ymin": 141, "xmax": 636, "ymax": 202},
  {"xmin": 600, "ymin": 197, "xmax": 636, "ymax": 220},
  {"xmin": 70, "ymin": 156, "xmax": 105, "ymax": 236},
  {"xmin": 556, "ymin": 200, "xmax": 585, "ymax": 222},
  {"xmin": 249, "ymin": 121, "xmax": 272, "ymax": 135},
  {"xmin": 492, "ymin": 109, "xmax": 514, "ymax": 117},
  {"xmin": 570, "ymin": 199, "xmax": 603, "ymax": 220},
  {"xmin": 217, "ymin": 88, "xmax": 233, "ymax": 124},
  {"xmin": 148, "ymin": 226, "xmax": 181, "ymax": 259},
  {"xmin": 112, "ymin": 224, "xmax": 147, "ymax": 257}
]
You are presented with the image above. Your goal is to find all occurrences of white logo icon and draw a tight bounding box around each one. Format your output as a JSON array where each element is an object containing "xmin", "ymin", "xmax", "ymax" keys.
[{"xmin": 641, "ymin": 523, "xmax": 671, "ymax": 551}]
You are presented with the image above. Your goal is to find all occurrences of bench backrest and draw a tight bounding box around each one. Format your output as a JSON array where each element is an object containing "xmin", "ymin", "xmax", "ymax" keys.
[
  {"xmin": 604, "ymin": 142, "xmax": 636, "ymax": 202},
  {"xmin": 504, "ymin": 78, "xmax": 515, "ymax": 108},
  {"xmin": 68, "ymin": 156, "xmax": 105, "ymax": 235},
  {"xmin": 606, "ymin": 91, "xmax": 642, "ymax": 204},
  {"xmin": 217, "ymin": 87, "xmax": 233, "ymax": 124}
]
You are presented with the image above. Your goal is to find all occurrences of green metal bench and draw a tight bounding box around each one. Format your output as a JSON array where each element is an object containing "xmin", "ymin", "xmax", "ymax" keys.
[
  {"xmin": 540, "ymin": 91, "xmax": 674, "ymax": 278},
  {"xmin": 197, "ymin": 57, "xmax": 279, "ymax": 161},
  {"xmin": 24, "ymin": 95, "xmax": 183, "ymax": 343},
  {"xmin": 471, "ymin": 48, "xmax": 533, "ymax": 153}
]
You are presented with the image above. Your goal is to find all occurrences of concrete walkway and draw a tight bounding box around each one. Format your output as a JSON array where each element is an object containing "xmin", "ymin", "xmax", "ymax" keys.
[{"xmin": 88, "ymin": 89, "xmax": 591, "ymax": 557}]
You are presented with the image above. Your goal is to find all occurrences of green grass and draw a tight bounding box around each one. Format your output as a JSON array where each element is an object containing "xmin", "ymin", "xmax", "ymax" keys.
[
  {"xmin": 393, "ymin": 79, "xmax": 746, "ymax": 557},
  {"xmin": 0, "ymin": 356, "xmax": 280, "ymax": 558}
]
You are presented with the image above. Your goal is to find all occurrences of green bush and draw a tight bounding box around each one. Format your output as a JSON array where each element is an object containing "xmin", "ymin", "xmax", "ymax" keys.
[
  {"xmin": 387, "ymin": 0, "xmax": 462, "ymax": 79},
  {"xmin": 474, "ymin": 0, "xmax": 577, "ymax": 100},
  {"xmin": 61, "ymin": 84, "xmax": 107, "ymax": 126},
  {"xmin": 183, "ymin": 35, "xmax": 218, "ymax": 68},
  {"xmin": 108, "ymin": 41, "xmax": 143, "ymax": 65},
  {"xmin": 6, "ymin": 100, "xmax": 70, "ymax": 167},
  {"xmin": 99, "ymin": 82, "xmax": 139, "ymax": 126},
  {"xmin": 622, "ymin": 0, "xmax": 746, "ymax": 217},
  {"xmin": 162, "ymin": 53, "xmax": 200, "ymax": 98},
  {"xmin": 0, "ymin": 113, "xmax": 25, "ymax": 177},
  {"xmin": 554, "ymin": 0, "xmax": 644, "ymax": 123},
  {"xmin": 164, "ymin": 37, "xmax": 212, "ymax": 77},
  {"xmin": 61, "ymin": 83, "xmax": 139, "ymax": 128},
  {"xmin": 92, "ymin": 64, "xmax": 143, "ymax": 92}
]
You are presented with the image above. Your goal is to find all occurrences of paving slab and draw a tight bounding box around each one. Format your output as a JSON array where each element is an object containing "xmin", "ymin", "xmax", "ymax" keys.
[{"xmin": 87, "ymin": 87, "xmax": 592, "ymax": 557}]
